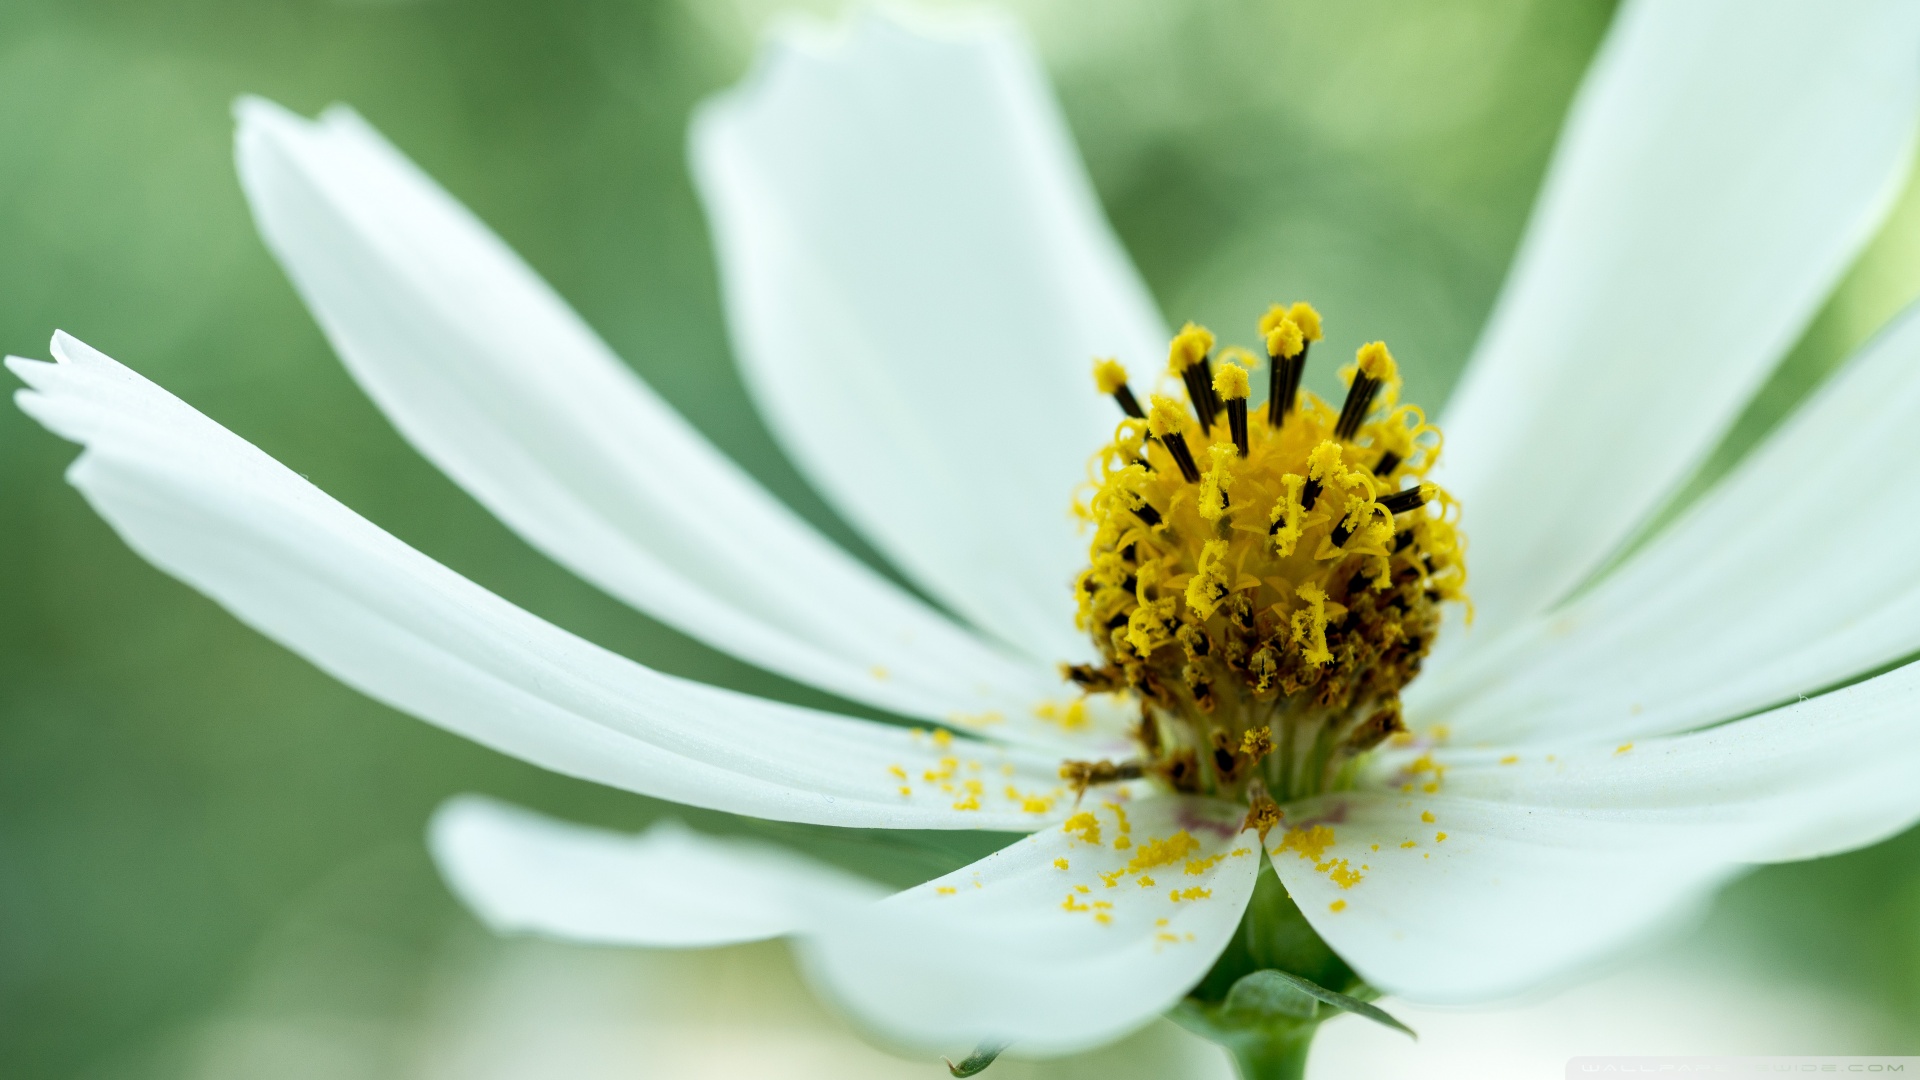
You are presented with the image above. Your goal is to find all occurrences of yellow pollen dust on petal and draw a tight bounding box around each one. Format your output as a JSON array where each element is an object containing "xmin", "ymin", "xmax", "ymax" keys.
[
  {"xmin": 1124, "ymin": 830, "xmax": 1202, "ymax": 874},
  {"xmin": 1054, "ymin": 858, "xmax": 1069, "ymax": 871},
  {"xmin": 1616, "ymin": 742, "xmax": 1634, "ymax": 754},
  {"xmin": 1420, "ymin": 810, "xmax": 1435, "ymax": 824},
  {"xmin": 1170, "ymin": 887, "xmax": 1212, "ymax": 902},
  {"xmin": 1063, "ymin": 811, "xmax": 1102, "ymax": 845},
  {"xmin": 937, "ymin": 886, "xmax": 957, "ymax": 896},
  {"xmin": 1436, "ymin": 832, "xmax": 1448, "ymax": 843},
  {"xmin": 1274, "ymin": 824, "xmax": 1335, "ymax": 862},
  {"xmin": 1185, "ymin": 854, "xmax": 1225, "ymax": 876},
  {"xmin": 1139, "ymin": 876, "xmax": 1156, "ymax": 887},
  {"xmin": 1329, "ymin": 899, "xmax": 1347, "ymax": 913},
  {"xmin": 1033, "ymin": 698, "xmax": 1090, "ymax": 732}
]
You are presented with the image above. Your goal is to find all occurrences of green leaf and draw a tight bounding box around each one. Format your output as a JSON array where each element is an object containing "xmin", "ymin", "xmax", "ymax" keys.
[
  {"xmin": 1254, "ymin": 970, "xmax": 1417, "ymax": 1040},
  {"xmin": 1221, "ymin": 969, "xmax": 1322, "ymax": 1021},
  {"xmin": 944, "ymin": 1042, "xmax": 1007, "ymax": 1077}
]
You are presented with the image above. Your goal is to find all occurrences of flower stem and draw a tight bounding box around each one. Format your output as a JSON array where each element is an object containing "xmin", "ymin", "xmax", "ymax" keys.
[{"xmin": 1222, "ymin": 1029, "xmax": 1314, "ymax": 1080}]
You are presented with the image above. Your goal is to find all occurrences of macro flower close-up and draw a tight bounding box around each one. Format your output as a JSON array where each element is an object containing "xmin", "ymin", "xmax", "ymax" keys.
[{"xmin": 12, "ymin": 1, "xmax": 1920, "ymax": 1077}]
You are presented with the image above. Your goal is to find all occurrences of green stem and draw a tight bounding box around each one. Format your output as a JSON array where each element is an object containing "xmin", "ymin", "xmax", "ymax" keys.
[{"xmin": 1223, "ymin": 1029, "xmax": 1314, "ymax": 1080}]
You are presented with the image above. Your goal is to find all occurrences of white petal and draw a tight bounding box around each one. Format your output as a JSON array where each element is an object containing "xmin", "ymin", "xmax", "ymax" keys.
[
  {"xmin": 1434, "ymin": 0, "xmax": 1920, "ymax": 642},
  {"xmin": 428, "ymin": 794, "xmax": 887, "ymax": 947},
  {"xmin": 232, "ymin": 96, "xmax": 1072, "ymax": 737},
  {"xmin": 1277, "ymin": 661, "xmax": 1920, "ymax": 1002},
  {"xmin": 800, "ymin": 795, "xmax": 1259, "ymax": 1056},
  {"xmin": 9, "ymin": 335, "xmax": 1080, "ymax": 830},
  {"xmin": 1416, "ymin": 299, "xmax": 1920, "ymax": 745},
  {"xmin": 691, "ymin": 11, "xmax": 1166, "ymax": 664}
]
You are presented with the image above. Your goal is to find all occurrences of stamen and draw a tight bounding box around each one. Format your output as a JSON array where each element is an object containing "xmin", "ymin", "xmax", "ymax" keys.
[
  {"xmin": 1148, "ymin": 394, "xmax": 1202, "ymax": 482},
  {"xmin": 1092, "ymin": 357, "xmax": 1146, "ymax": 419},
  {"xmin": 1213, "ymin": 361, "xmax": 1251, "ymax": 456},
  {"xmin": 1060, "ymin": 758, "xmax": 1144, "ymax": 800},
  {"xmin": 1379, "ymin": 482, "xmax": 1435, "ymax": 517},
  {"xmin": 1375, "ymin": 450, "xmax": 1402, "ymax": 477},
  {"xmin": 1262, "ymin": 318, "xmax": 1303, "ymax": 428},
  {"xmin": 1168, "ymin": 323, "xmax": 1220, "ymax": 430},
  {"xmin": 1335, "ymin": 341, "xmax": 1396, "ymax": 441}
]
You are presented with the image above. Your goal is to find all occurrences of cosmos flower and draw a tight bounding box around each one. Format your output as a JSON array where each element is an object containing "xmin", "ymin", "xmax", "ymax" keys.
[{"xmin": 14, "ymin": 0, "xmax": 1920, "ymax": 1075}]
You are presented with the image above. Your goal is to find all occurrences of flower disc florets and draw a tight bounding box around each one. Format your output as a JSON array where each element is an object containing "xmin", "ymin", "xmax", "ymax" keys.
[{"xmin": 1069, "ymin": 303, "xmax": 1466, "ymax": 806}]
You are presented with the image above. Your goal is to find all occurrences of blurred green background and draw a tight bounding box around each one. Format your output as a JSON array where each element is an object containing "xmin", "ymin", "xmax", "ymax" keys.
[{"xmin": 7, "ymin": 1, "xmax": 1920, "ymax": 1077}]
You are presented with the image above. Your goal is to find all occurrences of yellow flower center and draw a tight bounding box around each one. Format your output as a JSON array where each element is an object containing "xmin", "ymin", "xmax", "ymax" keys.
[{"xmin": 1065, "ymin": 302, "xmax": 1467, "ymax": 808}]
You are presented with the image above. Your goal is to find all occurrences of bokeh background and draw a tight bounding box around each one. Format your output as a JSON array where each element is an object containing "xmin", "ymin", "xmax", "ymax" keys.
[{"xmin": 8, "ymin": 1, "xmax": 1920, "ymax": 1077}]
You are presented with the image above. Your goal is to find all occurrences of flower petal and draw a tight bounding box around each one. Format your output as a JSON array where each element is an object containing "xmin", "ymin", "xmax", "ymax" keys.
[
  {"xmin": 1435, "ymin": 0, "xmax": 1920, "ymax": 641},
  {"xmin": 1276, "ymin": 661, "xmax": 1920, "ymax": 1002},
  {"xmin": 8, "ymin": 335, "xmax": 1075, "ymax": 830},
  {"xmin": 232, "ymin": 96, "xmax": 1070, "ymax": 736},
  {"xmin": 1416, "ymin": 299, "xmax": 1920, "ymax": 745},
  {"xmin": 799, "ymin": 794, "xmax": 1258, "ymax": 1056},
  {"xmin": 690, "ymin": 11, "xmax": 1166, "ymax": 664},
  {"xmin": 428, "ymin": 794, "xmax": 887, "ymax": 947}
]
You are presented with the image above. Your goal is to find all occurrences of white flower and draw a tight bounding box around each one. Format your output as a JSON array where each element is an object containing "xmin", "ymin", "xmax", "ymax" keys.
[{"xmin": 14, "ymin": 0, "xmax": 1920, "ymax": 1065}]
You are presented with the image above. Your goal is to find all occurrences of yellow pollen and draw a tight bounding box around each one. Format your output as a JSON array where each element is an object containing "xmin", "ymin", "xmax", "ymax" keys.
[
  {"xmin": 1095, "ymin": 913, "xmax": 1113, "ymax": 926},
  {"xmin": 1093, "ymin": 357, "xmax": 1129, "ymax": 396},
  {"xmin": 1436, "ymin": 832, "xmax": 1448, "ymax": 843},
  {"xmin": 1139, "ymin": 876, "xmax": 1156, "ymax": 887},
  {"xmin": 1170, "ymin": 887, "xmax": 1212, "ymax": 902},
  {"xmin": 1212, "ymin": 361, "xmax": 1250, "ymax": 402},
  {"xmin": 1355, "ymin": 341, "xmax": 1395, "ymax": 381},
  {"xmin": 1185, "ymin": 854, "xmax": 1225, "ymax": 876},
  {"xmin": 1289, "ymin": 302, "xmax": 1323, "ymax": 341},
  {"xmin": 1401, "ymin": 840, "xmax": 1417, "ymax": 849},
  {"xmin": 931, "ymin": 729, "xmax": 953, "ymax": 749},
  {"xmin": 1500, "ymin": 755, "xmax": 1519, "ymax": 765},
  {"xmin": 1124, "ymin": 831, "xmax": 1202, "ymax": 874},
  {"xmin": 1168, "ymin": 322, "xmax": 1215, "ymax": 373},
  {"xmin": 937, "ymin": 886, "xmax": 957, "ymax": 895},
  {"xmin": 1616, "ymin": 742, "xmax": 1634, "ymax": 754},
  {"xmin": 1329, "ymin": 899, "xmax": 1347, "ymax": 913},
  {"xmin": 1198, "ymin": 445, "xmax": 1236, "ymax": 522},
  {"xmin": 1105, "ymin": 801, "xmax": 1133, "ymax": 835},
  {"xmin": 1023, "ymin": 795, "xmax": 1056, "ymax": 814},
  {"xmin": 1054, "ymin": 858, "xmax": 1069, "ymax": 871},
  {"xmin": 1147, "ymin": 393, "xmax": 1188, "ymax": 440},
  {"xmin": 1274, "ymin": 824, "xmax": 1335, "ymax": 862},
  {"xmin": 1264, "ymin": 318, "xmax": 1304, "ymax": 360},
  {"xmin": 1240, "ymin": 726, "xmax": 1274, "ymax": 760},
  {"xmin": 1063, "ymin": 812, "xmax": 1102, "ymax": 845},
  {"xmin": 1062, "ymin": 893, "xmax": 1090, "ymax": 912},
  {"xmin": 888, "ymin": 764, "xmax": 906, "ymax": 779},
  {"xmin": 1291, "ymin": 583, "xmax": 1333, "ymax": 666},
  {"xmin": 1420, "ymin": 810, "xmax": 1435, "ymax": 823},
  {"xmin": 1075, "ymin": 884, "xmax": 1090, "ymax": 894},
  {"xmin": 1072, "ymin": 302, "xmax": 1466, "ymax": 809}
]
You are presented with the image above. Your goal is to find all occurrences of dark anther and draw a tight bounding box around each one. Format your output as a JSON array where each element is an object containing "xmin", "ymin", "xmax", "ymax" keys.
[
  {"xmin": 1111, "ymin": 383, "xmax": 1145, "ymax": 419},
  {"xmin": 1375, "ymin": 450, "xmax": 1402, "ymax": 477},
  {"xmin": 1061, "ymin": 758, "xmax": 1145, "ymax": 799},
  {"xmin": 1120, "ymin": 542, "xmax": 1138, "ymax": 562},
  {"xmin": 1131, "ymin": 500, "xmax": 1162, "ymax": 527},
  {"xmin": 1343, "ymin": 701, "xmax": 1407, "ymax": 754},
  {"xmin": 1121, "ymin": 575, "xmax": 1138, "ymax": 593},
  {"xmin": 1393, "ymin": 529, "xmax": 1414, "ymax": 552},
  {"xmin": 1302, "ymin": 476, "xmax": 1323, "ymax": 511},
  {"xmin": 1379, "ymin": 485, "xmax": 1430, "ymax": 516},
  {"xmin": 1335, "ymin": 370, "xmax": 1384, "ymax": 441},
  {"xmin": 1105, "ymin": 612, "xmax": 1130, "ymax": 630},
  {"xmin": 1347, "ymin": 569, "xmax": 1370, "ymax": 595},
  {"xmin": 1063, "ymin": 662, "xmax": 1124, "ymax": 692},
  {"xmin": 1267, "ymin": 342, "xmax": 1311, "ymax": 428},
  {"xmin": 1180, "ymin": 357, "xmax": 1221, "ymax": 430},
  {"xmin": 1330, "ymin": 520, "xmax": 1354, "ymax": 547},
  {"xmin": 1226, "ymin": 396, "xmax": 1249, "ymax": 456},
  {"xmin": 1161, "ymin": 430, "xmax": 1202, "ymax": 482},
  {"xmin": 1210, "ymin": 731, "xmax": 1242, "ymax": 783}
]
